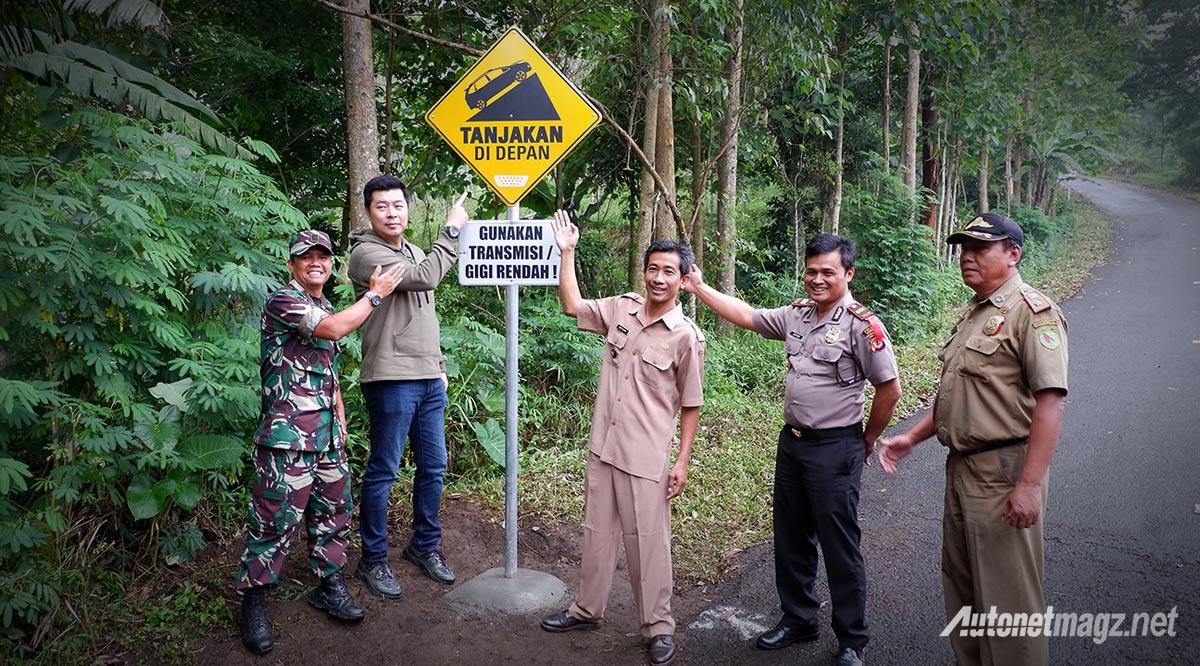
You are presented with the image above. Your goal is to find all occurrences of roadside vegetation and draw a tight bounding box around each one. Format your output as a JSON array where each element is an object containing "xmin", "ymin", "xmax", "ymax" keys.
[{"xmin": 0, "ymin": 0, "xmax": 1185, "ymax": 663}]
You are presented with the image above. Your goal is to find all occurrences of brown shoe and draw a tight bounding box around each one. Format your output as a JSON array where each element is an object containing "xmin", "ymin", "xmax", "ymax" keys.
[
  {"xmin": 540, "ymin": 610, "xmax": 600, "ymax": 632},
  {"xmin": 648, "ymin": 634, "xmax": 676, "ymax": 666}
]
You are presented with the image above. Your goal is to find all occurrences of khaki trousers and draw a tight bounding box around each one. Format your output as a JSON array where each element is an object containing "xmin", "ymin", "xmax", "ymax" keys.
[
  {"xmin": 943, "ymin": 445, "xmax": 1049, "ymax": 666},
  {"xmin": 570, "ymin": 453, "xmax": 674, "ymax": 638}
]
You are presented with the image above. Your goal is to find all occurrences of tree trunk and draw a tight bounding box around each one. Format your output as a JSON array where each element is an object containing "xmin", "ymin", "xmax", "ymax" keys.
[
  {"xmin": 716, "ymin": 0, "xmax": 742, "ymax": 308},
  {"xmin": 828, "ymin": 50, "xmax": 846, "ymax": 234},
  {"xmin": 1004, "ymin": 134, "xmax": 1013, "ymax": 212},
  {"xmin": 632, "ymin": 0, "xmax": 666, "ymax": 293},
  {"xmin": 978, "ymin": 133, "xmax": 990, "ymax": 213},
  {"xmin": 633, "ymin": 0, "xmax": 672, "ymax": 290},
  {"xmin": 898, "ymin": 30, "xmax": 920, "ymax": 194},
  {"xmin": 920, "ymin": 86, "xmax": 939, "ymax": 230},
  {"xmin": 1012, "ymin": 134, "xmax": 1024, "ymax": 207},
  {"xmin": 342, "ymin": 0, "xmax": 380, "ymax": 236},
  {"xmin": 881, "ymin": 34, "xmax": 892, "ymax": 175},
  {"xmin": 651, "ymin": 0, "xmax": 676, "ymax": 244}
]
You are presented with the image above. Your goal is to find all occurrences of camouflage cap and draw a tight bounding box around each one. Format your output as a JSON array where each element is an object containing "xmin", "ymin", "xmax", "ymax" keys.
[
  {"xmin": 946, "ymin": 212, "xmax": 1024, "ymax": 246},
  {"xmin": 289, "ymin": 229, "xmax": 334, "ymax": 256}
]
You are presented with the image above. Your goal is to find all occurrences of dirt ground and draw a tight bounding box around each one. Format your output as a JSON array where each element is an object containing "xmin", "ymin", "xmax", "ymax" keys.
[{"xmin": 178, "ymin": 496, "xmax": 721, "ymax": 666}]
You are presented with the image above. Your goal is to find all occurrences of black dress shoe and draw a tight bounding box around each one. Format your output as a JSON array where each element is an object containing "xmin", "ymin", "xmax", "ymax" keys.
[
  {"xmin": 239, "ymin": 588, "xmax": 274, "ymax": 654},
  {"xmin": 540, "ymin": 610, "xmax": 600, "ymax": 632},
  {"xmin": 836, "ymin": 646, "xmax": 865, "ymax": 666},
  {"xmin": 755, "ymin": 621, "xmax": 819, "ymax": 650},
  {"xmin": 308, "ymin": 572, "xmax": 366, "ymax": 621},
  {"xmin": 648, "ymin": 634, "xmax": 676, "ymax": 666}
]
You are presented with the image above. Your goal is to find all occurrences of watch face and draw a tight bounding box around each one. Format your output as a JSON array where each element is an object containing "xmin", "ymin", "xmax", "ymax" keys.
[
  {"xmin": 368, "ymin": 293, "xmax": 382, "ymax": 307},
  {"xmin": 445, "ymin": 225, "xmax": 460, "ymax": 239}
]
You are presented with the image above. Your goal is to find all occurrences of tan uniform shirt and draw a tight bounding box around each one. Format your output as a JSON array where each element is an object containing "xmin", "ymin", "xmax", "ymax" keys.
[
  {"xmin": 578, "ymin": 294, "xmax": 705, "ymax": 481},
  {"xmin": 935, "ymin": 273, "xmax": 1069, "ymax": 454},
  {"xmin": 752, "ymin": 291, "xmax": 899, "ymax": 430}
]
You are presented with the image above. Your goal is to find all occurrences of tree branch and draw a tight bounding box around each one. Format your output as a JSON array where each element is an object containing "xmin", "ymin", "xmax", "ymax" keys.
[{"xmin": 311, "ymin": 0, "xmax": 484, "ymax": 56}]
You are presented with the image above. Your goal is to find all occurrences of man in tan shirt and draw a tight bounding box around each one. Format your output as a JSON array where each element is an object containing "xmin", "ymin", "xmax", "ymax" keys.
[
  {"xmin": 880, "ymin": 212, "xmax": 1068, "ymax": 666},
  {"xmin": 539, "ymin": 211, "xmax": 704, "ymax": 666}
]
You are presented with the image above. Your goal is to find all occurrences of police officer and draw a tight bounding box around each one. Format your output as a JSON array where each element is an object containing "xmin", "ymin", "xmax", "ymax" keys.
[
  {"xmin": 539, "ymin": 211, "xmax": 705, "ymax": 666},
  {"xmin": 685, "ymin": 234, "xmax": 901, "ymax": 666},
  {"xmin": 235, "ymin": 230, "xmax": 403, "ymax": 654},
  {"xmin": 880, "ymin": 212, "xmax": 1068, "ymax": 666}
]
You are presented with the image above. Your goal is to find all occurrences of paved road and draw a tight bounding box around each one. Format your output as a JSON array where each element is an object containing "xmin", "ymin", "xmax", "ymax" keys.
[{"xmin": 682, "ymin": 178, "xmax": 1200, "ymax": 665}]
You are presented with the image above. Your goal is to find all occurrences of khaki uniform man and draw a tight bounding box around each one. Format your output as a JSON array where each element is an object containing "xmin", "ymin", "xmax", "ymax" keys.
[
  {"xmin": 881, "ymin": 212, "xmax": 1069, "ymax": 666},
  {"xmin": 540, "ymin": 211, "xmax": 704, "ymax": 666}
]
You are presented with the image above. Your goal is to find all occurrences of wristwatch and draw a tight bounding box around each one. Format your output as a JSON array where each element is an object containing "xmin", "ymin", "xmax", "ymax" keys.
[
  {"xmin": 365, "ymin": 291, "xmax": 382, "ymax": 307},
  {"xmin": 443, "ymin": 225, "xmax": 461, "ymax": 239}
]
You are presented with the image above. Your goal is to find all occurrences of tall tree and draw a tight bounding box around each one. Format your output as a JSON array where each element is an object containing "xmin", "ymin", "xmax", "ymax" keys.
[
  {"xmin": 715, "ymin": 0, "xmax": 743, "ymax": 299},
  {"xmin": 342, "ymin": 0, "xmax": 379, "ymax": 234}
]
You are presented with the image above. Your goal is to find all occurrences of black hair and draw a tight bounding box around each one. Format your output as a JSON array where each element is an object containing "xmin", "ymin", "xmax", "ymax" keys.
[
  {"xmin": 805, "ymin": 233, "xmax": 856, "ymax": 271},
  {"xmin": 643, "ymin": 240, "xmax": 695, "ymax": 275},
  {"xmin": 363, "ymin": 174, "xmax": 409, "ymax": 209}
]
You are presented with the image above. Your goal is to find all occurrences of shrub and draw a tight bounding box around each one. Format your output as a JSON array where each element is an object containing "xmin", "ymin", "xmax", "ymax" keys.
[{"xmin": 0, "ymin": 93, "xmax": 304, "ymax": 655}]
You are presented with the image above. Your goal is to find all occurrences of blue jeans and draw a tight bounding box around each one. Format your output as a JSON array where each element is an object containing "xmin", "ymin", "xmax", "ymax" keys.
[{"xmin": 359, "ymin": 378, "xmax": 447, "ymax": 565}]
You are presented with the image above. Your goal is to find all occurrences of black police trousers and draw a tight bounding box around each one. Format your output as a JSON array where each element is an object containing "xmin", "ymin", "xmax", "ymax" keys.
[{"xmin": 773, "ymin": 423, "xmax": 868, "ymax": 651}]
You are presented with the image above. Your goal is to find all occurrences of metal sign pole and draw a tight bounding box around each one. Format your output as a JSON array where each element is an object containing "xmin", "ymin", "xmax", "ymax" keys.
[{"xmin": 503, "ymin": 203, "xmax": 519, "ymax": 578}]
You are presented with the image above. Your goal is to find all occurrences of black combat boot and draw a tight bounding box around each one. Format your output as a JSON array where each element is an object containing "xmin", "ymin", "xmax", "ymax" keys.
[
  {"xmin": 308, "ymin": 571, "xmax": 365, "ymax": 621},
  {"xmin": 239, "ymin": 587, "xmax": 274, "ymax": 654}
]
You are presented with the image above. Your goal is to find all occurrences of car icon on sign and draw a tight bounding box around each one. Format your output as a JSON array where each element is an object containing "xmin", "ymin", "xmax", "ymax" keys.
[{"xmin": 464, "ymin": 60, "xmax": 532, "ymax": 110}]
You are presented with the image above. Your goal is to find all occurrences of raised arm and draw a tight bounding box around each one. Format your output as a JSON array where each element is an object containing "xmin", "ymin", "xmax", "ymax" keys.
[
  {"xmin": 681, "ymin": 266, "xmax": 757, "ymax": 331},
  {"xmin": 313, "ymin": 263, "xmax": 405, "ymax": 340},
  {"xmin": 552, "ymin": 210, "xmax": 582, "ymax": 319}
]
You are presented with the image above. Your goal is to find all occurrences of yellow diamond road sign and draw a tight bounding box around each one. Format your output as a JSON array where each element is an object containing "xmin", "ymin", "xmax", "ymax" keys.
[{"xmin": 425, "ymin": 27, "xmax": 601, "ymax": 206}]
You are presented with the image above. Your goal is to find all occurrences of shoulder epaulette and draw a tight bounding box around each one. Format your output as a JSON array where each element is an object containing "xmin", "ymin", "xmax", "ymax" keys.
[
  {"xmin": 847, "ymin": 302, "xmax": 876, "ymax": 321},
  {"xmin": 849, "ymin": 302, "xmax": 888, "ymax": 349},
  {"xmin": 1019, "ymin": 287, "xmax": 1051, "ymax": 313},
  {"xmin": 621, "ymin": 292, "xmax": 646, "ymax": 303},
  {"xmin": 790, "ymin": 298, "xmax": 817, "ymax": 308},
  {"xmin": 683, "ymin": 317, "xmax": 707, "ymax": 343}
]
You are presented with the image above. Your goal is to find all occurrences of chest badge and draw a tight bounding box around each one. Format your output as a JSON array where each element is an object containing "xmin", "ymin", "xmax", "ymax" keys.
[
  {"xmin": 983, "ymin": 315, "xmax": 1005, "ymax": 336},
  {"xmin": 824, "ymin": 327, "xmax": 842, "ymax": 344}
]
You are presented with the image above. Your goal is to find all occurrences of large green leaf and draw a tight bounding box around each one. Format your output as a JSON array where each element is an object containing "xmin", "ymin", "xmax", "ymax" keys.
[
  {"xmin": 148, "ymin": 377, "xmax": 193, "ymax": 413},
  {"xmin": 471, "ymin": 418, "xmax": 510, "ymax": 470},
  {"xmin": 126, "ymin": 472, "xmax": 167, "ymax": 520},
  {"xmin": 177, "ymin": 434, "xmax": 244, "ymax": 471}
]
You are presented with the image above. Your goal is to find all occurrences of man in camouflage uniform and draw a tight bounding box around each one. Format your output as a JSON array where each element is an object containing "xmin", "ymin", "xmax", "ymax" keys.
[{"xmin": 235, "ymin": 230, "xmax": 404, "ymax": 654}]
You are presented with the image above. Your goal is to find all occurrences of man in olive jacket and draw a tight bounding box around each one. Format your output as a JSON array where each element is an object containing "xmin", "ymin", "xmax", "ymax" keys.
[{"xmin": 347, "ymin": 174, "xmax": 467, "ymax": 598}]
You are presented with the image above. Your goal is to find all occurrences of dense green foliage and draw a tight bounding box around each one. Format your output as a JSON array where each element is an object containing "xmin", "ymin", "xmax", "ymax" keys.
[
  {"xmin": 0, "ymin": 83, "xmax": 304, "ymax": 655},
  {"xmin": 0, "ymin": 1, "xmax": 1159, "ymax": 661}
]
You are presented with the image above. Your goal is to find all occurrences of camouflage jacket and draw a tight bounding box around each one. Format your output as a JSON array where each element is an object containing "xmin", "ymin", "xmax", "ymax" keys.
[{"xmin": 252, "ymin": 280, "xmax": 342, "ymax": 452}]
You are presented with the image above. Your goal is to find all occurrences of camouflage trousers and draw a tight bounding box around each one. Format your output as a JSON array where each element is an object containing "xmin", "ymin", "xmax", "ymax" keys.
[{"xmin": 235, "ymin": 445, "xmax": 352, "ymax": 591}]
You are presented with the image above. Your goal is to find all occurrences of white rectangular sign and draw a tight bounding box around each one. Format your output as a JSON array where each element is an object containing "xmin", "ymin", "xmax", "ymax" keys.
[{"xmin": 457, "ymin": 219, "xmax": 561, "ymax": 286}]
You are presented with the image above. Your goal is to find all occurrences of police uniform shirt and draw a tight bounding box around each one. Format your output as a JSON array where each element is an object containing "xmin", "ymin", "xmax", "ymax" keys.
[
  {"xmin": 752, "ymin": 291, "xmax": 899, "ymax": 430},
  {"xmin": 935, "ymin": 273, "xmax": 1068, "ymax": 453},
  {"xmin": 577, "ymin": 293, "xmax": 705, "ymax": 481}
]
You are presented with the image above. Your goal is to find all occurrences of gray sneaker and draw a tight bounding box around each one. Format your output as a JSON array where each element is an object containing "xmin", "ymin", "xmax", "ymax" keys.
[
  {"xmin": 402, "ymin": 545, "xmax": 456, "ymax": 584},
  {"xmin": 354, "ymin": 561, "xmax": 402, "ymax": 599}
]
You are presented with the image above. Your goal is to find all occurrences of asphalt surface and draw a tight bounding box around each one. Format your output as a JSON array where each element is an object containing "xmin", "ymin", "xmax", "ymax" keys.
[{"xmin": 680, "ymin": 178, "xmax": 1200, "ymax": 665}]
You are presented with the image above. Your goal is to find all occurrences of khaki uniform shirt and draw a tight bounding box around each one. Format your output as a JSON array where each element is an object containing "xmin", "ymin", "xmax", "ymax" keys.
[
  {"xmin": 752, "ymin": 291, "xmax": 899, "ymax": 430},
  {"xmin": 935, "ymin": 273, "xmax": 1069, "ymax": 454},
  {"xmin": 578, "ymin": 294, "xmax": 705, "ymax": 481}
]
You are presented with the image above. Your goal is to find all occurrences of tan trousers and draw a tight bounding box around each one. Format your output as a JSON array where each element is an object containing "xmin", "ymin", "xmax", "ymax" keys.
[
  {"xmin": 943, "ymin": 445, "xmax": 1049, "ymax": 666},
  {"xmin": 569, "ymin": 453, "xmax": 674, "ymax": 638}
]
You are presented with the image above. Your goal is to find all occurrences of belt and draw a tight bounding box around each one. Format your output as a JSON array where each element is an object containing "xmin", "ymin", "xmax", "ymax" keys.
[
  {"xmin": 950, "ymin": 438, "xmax": 1027, "ymax": 457},
  {"xmin": 786, "ymin": 423, "xmax": 863, "ymax": 441}
]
